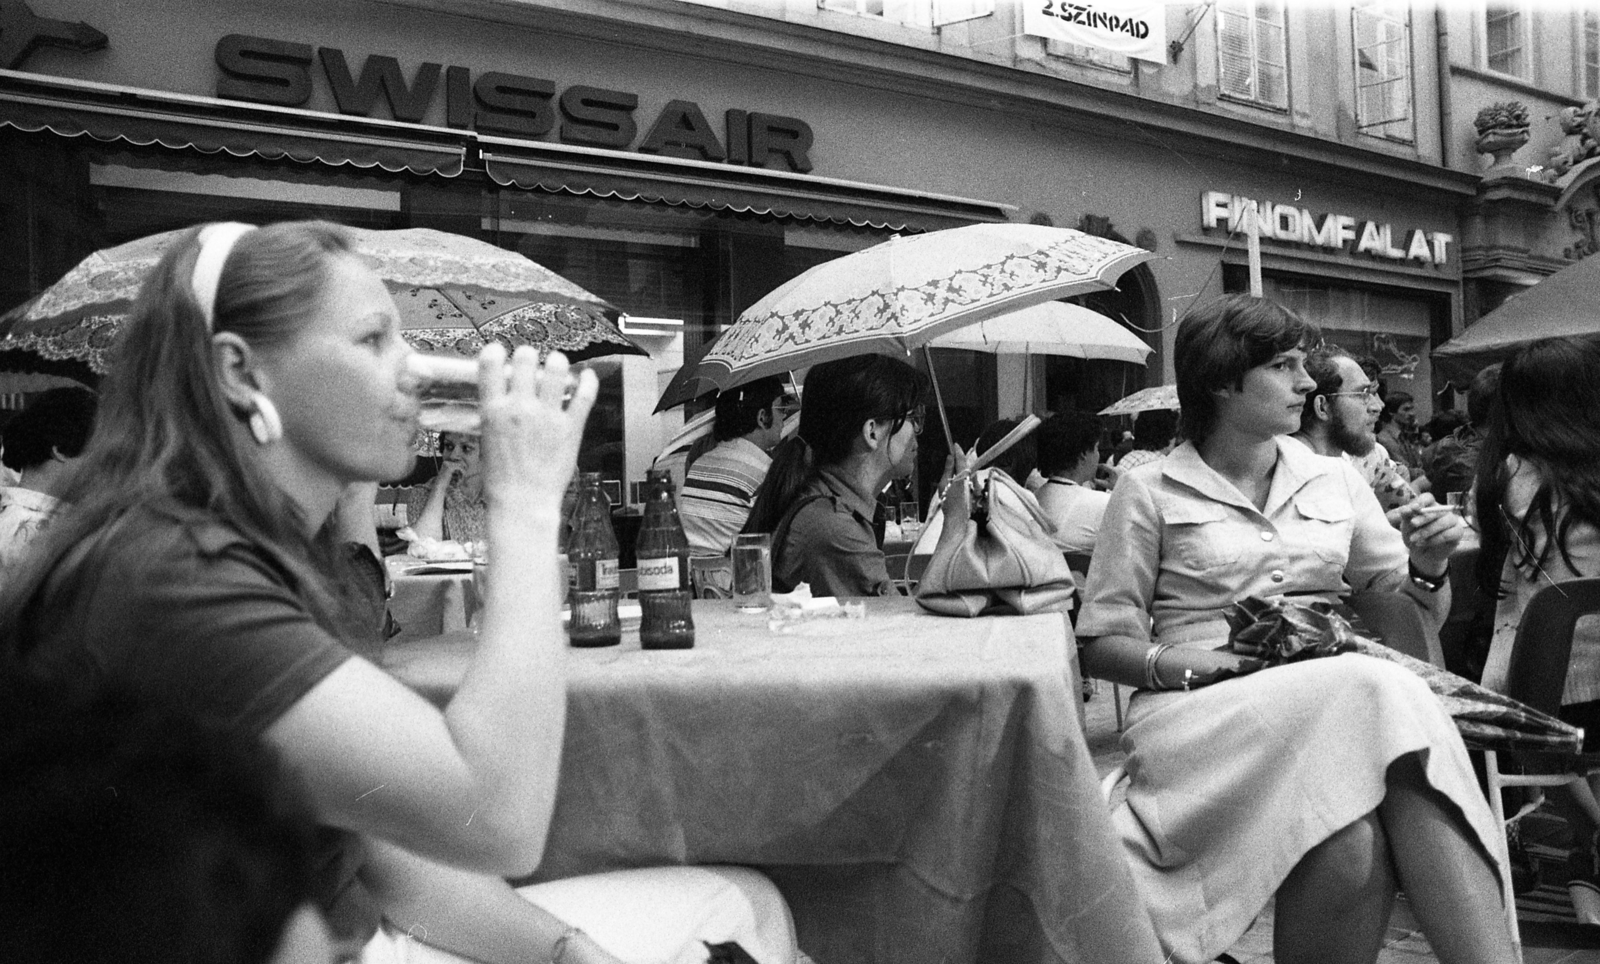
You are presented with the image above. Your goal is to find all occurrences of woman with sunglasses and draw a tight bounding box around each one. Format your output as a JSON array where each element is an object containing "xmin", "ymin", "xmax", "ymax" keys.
[
  {"xmin": 1476, "ymin": 335, "xmax": 1600, "ymax": 923},
  {"xmin": 744, "ymin": 355, "xmax": 929, "ymax": 598}
]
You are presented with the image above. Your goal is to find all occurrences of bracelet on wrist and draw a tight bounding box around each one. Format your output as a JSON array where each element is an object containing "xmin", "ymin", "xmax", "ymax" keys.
[
  {"xmin": 1407, "ymin": 559, "xmax": 1448, "ymax": 593},
  {"xmin": 551, "ymin": 925, "xmax": 583, "ymax": 964},
  {"xmin": 1143, "ymin": 642, "xmax": 1172, "ymax": 691}
]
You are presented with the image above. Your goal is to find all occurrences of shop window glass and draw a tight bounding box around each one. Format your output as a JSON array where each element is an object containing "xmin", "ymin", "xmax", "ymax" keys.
[
  {"xmin": 6, "ymin": 135, "xmax": 908, "ymax": 500},
  {"xmin": 1485, "ymin": 2, "xmax": 1528, "ymax": 78},
  {"xmin": 1216, "ymin": 0, "xmax": 1288, "ymax": 109},
  {"xmin": 1353, "ymin": 1, "xmax": 1414, "ymax": 142},
  {"xmin": 1263, "ymin": 277, "xmax": 1435, "ymax": 416}
]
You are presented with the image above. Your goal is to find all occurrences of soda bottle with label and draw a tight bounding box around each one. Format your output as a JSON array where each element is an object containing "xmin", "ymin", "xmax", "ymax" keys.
[
  {"xmin": 635, "ymin": 469, "xmax": 695, "ymax": 650},
  {"xmin": 567, "ymin": 472, "xmax": 621, "ymax": 647}
]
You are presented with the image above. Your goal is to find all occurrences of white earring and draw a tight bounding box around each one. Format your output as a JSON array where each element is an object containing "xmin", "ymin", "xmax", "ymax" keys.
[{"xmin": 247, "ymin": 392, "xmax": 282, "ymax": 446}]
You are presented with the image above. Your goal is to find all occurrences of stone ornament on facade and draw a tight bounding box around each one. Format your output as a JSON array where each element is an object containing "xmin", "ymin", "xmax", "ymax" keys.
[
  {"xmin": 1473, "ymin": 101, "xmax": 1531, "ymax": 174},
  {"xmin": 1547, "ymin": 103, "xmax": 1600, "ymax": 181}
]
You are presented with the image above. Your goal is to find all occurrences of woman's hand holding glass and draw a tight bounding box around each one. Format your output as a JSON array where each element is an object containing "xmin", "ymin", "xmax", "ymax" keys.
[
  {"xmin": 475, "ymin": 344, "xmax": 598, "ymax": 513},
  {"xmin": 1395, "ymin": 494, "xmax": 1465, "ymax": 578}
]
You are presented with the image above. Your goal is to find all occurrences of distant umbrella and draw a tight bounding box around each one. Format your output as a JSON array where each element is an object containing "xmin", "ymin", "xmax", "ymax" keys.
[{"xmin": 1098, "ymin": 384, "xmax": 1178, "ymax": 416}]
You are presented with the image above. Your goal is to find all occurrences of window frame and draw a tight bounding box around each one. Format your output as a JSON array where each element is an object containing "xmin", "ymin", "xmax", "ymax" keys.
[
  {"xmin": 1351, "ymin": 1, "xmax": 1415, "ymax": 143},
  {"xmin": 1214, "ymin": 0, "xmax": 1290, "ymax": 111},
  {"xmin": 1582, "ymin": 4, "xmax": 1600, "ymax": 99},
  {"xmin": 1482, "ymin": 0, "xmax": 1532, "ymax": 80},
  {"xmin": 815, "ymin": 0, "xmax": 995, "ymax": 29}
]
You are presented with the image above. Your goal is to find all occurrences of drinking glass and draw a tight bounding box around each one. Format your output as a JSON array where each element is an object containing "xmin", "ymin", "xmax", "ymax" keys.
[
  {"xmin": 407, "ymin": 353, "xmax": 482, "ymax": 435},
  {"xmin": 470, "ymin": 542, "xmax": 489, "ymax": 636},
  {"xmin": 406, "ymin": 352, "xmax": 580, "ymax": 434},
  {"xmin": 732, "ymin": 533, "xmax": 773, "ymax": 612},
  {"xmin": 898, "ymin": 501, "xmax": 922, "ymax": 544}
]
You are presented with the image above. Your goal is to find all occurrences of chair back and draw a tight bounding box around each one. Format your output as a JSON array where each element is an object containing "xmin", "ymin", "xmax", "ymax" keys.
[
  {"xmin": 689, "ymin": 556, "xmax": 733, "ymax": 599},
  {"xmin": 1348, "ymin": 590, "xmax": 1443, "ymax": 666},
  {"xmin": 1503, "ymin": 577, "xmax": 1600, "ymax": 716}
]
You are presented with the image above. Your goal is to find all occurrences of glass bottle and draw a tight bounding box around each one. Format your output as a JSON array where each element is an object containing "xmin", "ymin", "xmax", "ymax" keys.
[
  {"xmin": 635, "ymin": 469, "xmax": 695, "ymax": 650},
  {"xmin": 567, "ymin": 472, "xmax": 621, "ymax": 648}
]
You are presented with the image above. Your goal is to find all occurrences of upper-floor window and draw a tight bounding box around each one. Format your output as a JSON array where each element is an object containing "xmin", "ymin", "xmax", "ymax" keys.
[
  {"xmin": 1484, "ymin": 2, "xmax": 1530, "ymax": 78},
  {"xmin": 1353, "ymin": 1, "xmax": 1414, "ymax": 142},
  {"xmin": 816, "ymin": 0, "xmax": 993, "ymax": 28},
  {"xmin": 1216, "ymin": 0, "xmax": 1288, "ymax": 109},
  {"xmin": 1046, "ymin": 39, "xmax": 1133, "ymax": 74},
  {"xmin": 1584, "ymin": 7, "xmax": 1600, "ymax": 98}
]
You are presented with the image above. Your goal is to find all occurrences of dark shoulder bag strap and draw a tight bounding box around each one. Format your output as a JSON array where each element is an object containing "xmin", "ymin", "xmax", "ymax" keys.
[{"xmin": 768, "ymin": 493, "xmax": 828, "ymax": 592}]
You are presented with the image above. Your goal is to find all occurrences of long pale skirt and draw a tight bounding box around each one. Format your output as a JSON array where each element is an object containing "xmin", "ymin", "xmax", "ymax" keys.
[
  {"xmin": 362, "ymin": 865, "xmax": 798, "ymax": 964},
  {"xmin": 1113, "ymin": 654, "xmax": 1505, "ymax": 964}
]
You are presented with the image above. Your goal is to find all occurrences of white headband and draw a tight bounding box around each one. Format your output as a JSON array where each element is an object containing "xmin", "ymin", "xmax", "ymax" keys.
[{"xmin": 190, "ymin": 222, "xmax": 257, "ymax": 330}]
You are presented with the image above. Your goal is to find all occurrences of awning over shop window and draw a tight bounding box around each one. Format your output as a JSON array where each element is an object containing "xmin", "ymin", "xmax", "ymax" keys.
[
  {"xmin": 0, "ymin": 69, "xmax": 465, "ymax": 177},
  {"xmin": 481, "ymin": 136, "xmax": 1011, "ymax": 232}
]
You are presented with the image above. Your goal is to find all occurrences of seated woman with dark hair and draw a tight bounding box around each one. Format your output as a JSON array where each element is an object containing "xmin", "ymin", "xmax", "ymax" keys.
[
  {"xmin": 744, "ymin": 355, "xmax": 929, "ymax": 597},
  {"xmin": 1078, "ymin": 294, "xmax": 1510, "ymax": 964},
  {"xmin": 1475, "ymin": 335, "xmax": 1600, "ymax": 922}
]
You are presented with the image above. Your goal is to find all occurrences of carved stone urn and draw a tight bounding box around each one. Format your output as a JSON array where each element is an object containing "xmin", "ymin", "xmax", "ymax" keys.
[{"xmin": 1474, "ymin": 101, "xmax": 1532, "ymax": 174}]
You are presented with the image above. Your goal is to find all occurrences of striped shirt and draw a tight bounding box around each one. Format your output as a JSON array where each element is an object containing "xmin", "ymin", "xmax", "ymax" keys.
[{"xmin": 679, "ymin": 437, "xmax": 771, "ymax": 557}]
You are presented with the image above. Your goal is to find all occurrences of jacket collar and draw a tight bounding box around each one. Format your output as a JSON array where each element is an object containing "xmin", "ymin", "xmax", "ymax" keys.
[
  {"xmin": 815, "ymin": 465, "xmax": 879, "ymax": 523},
  {"xmin": 1161, "ymin": 437, "xmax": 1338, "ymax": 517}
]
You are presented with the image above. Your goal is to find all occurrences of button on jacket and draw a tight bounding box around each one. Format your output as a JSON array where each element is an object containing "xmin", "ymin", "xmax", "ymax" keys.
[{"xmin": 1077, "ymin": 437, "xmax": 1443, "ymax": 649}]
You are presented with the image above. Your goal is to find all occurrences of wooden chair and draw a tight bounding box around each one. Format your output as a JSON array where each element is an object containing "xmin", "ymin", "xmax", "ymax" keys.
[{"xmin": 1479, "ymin": 577, "xmax": 1600, "ymax": 957}]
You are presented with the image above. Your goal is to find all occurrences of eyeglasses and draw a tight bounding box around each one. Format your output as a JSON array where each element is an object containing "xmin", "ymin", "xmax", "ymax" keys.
[
  {"xmin": 1326, "ymin": 384, "xmax": 1380, "ymax": 399},
  {"xmin": 895, "ymin": 407, "xmax": 926, "ymax": 436}
]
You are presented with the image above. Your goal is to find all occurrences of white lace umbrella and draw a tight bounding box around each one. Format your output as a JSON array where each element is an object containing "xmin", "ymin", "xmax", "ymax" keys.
[
  {"xmin": 664, "ymin": 223, "xmax": 1152, "ymax": 444},
  {"xmin": 928, "ymin": 301, "xmax": 1151, "ymax": 363}
]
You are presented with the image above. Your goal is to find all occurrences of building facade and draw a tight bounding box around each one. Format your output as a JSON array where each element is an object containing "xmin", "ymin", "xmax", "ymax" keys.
[{"xmin": 0, "ymin": 0, "xmax": 1576, "ymax": 492}]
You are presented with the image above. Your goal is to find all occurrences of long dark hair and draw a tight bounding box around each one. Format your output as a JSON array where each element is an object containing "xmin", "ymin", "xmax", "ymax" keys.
[
  {"xmin": 1475, "ymin": 336, "xmax": 1600, "ymax": 597},
  {"xmin": 0, "ymin": 221, "xmax": 362, "ymax": 653},
  {"xmin": 1174, "ymin": 295, "xmax": 1317, "ymax": 444},
  {"xmin": 743, "ymin": 355, "xmax": 928, "ymax": 535}
]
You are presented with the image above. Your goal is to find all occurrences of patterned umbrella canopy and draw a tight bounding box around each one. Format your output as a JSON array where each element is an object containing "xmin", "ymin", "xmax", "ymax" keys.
[
  {"xmin": 665, "ymin": 223, "xmax": 1152, "ymax": 400},
  {"xmin": 1098, "ymin": 384, "xmax": 1179, "ymax": 416},
  {"xmin": 0, "ymin": 225, "xmax": 645, "ymax": 374}
]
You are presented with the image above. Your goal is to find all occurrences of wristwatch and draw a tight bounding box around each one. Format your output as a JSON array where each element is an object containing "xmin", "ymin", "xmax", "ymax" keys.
[{"xmin": 1408, "ymin": 560, "xmax": 1448, "ymax": 593}]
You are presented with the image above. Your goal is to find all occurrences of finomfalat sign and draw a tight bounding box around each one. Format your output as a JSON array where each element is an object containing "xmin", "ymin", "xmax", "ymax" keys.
[
  {"xmin": 1022, "ymin": 2, "xmax": 1167, "ymax": 65},
  {"xmin": 1201, "ymin": 191, "xmax": 1454, "ymax": 266}
]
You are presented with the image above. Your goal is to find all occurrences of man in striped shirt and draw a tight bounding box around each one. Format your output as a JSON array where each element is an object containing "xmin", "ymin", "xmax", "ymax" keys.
[{"xmin": 680, "ymin": 376, "xmax": 792, "ymax": 557}]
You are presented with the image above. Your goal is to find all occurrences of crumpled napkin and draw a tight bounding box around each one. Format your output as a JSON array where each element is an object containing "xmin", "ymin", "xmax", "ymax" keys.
[
  {"xmin": 767, "ymin": 583, "xmax": 843, "ymax": 616},
  {"xmin": 396, "ymin": 527, "xmax": 475, "ymax": 561},
  {"xmin": 1224, "ymin": 596, "xmax": 1364, "ymax": 664}
]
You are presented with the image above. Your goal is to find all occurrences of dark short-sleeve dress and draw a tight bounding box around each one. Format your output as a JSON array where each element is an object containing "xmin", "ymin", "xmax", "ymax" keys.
[{"xmin": 15, "ymin": 499, "xmax": 382, "ymax": 947}]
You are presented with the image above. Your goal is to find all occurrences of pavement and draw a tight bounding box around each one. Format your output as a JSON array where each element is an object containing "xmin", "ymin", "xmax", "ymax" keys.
[{"xmin": 1079, "ymin": 681, "xmax": 1600, "ymax": 964}]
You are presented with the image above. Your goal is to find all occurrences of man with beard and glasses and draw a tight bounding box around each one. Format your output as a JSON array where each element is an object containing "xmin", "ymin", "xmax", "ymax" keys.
[{"xmin": 1291, "ymin": 346, "xmax": 1418, "ymax": 512}]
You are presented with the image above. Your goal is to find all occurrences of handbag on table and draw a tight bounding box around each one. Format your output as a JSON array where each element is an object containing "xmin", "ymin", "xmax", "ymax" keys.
[{"xmin": 914, "ymin": 469, "xmax": 1076, "ymax": 618}]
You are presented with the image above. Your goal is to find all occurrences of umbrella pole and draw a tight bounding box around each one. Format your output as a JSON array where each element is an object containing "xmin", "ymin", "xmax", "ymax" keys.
[{"xmin": 922, "ymin": 345, "xmax": 957, "ymax": 452}]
